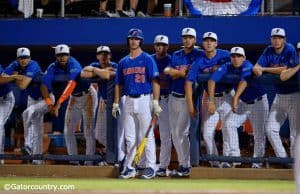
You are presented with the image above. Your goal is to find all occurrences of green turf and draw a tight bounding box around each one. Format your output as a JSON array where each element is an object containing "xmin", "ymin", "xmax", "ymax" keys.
[{"xmin": 0, "ymin": 177, "xmax": 295, "ymax": 192}]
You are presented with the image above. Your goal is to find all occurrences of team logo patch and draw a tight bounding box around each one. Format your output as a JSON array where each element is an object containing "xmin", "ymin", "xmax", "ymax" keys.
[{"xmin": 160, "ymin": 36, "xmax": 164, "ymax": 41}]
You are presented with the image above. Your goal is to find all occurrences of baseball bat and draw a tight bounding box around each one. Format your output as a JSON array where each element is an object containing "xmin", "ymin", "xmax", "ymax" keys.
[{"xmin": 133, "ymin": 115, "xmax": 158, "ymax": 166}]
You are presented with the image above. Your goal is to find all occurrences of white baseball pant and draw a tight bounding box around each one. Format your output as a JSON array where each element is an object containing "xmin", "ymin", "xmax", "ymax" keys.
[
  {"xmin": 224, "ymin": 94, "xmax": 268, "ymax": 157},
  {"xmin": 64, "ymin": 87, "xmax": 97, "ymax": 159},
  {"xmin": 158, "ymin": 96, "xmax": 172, "ymax": 169},
  {"xmin": 265, "ymin": 92, "xmax": 300, "ymax": 158},
  {"xmin": 202, "ymin": 91, "xmax": 233, "ymax": 157},
  {"xmin": 168, "ymin": 95, "xmax": 191, "ymax": 168},
  {"xmin": 122, "ymin": 94, "xmax": 156, "ymax": 170},
  {"xmin": 95, "ymin": 96, "xmax": 107, "ymax": 147},
  {"xmin": 22, "ymin": 94, "xmax": 55, "ymax": 160},
  {"xmin": 0, "ymin": 91, "xmax": 15, "ymax": 154},
  {"xmin": 118, "ymin": 96, "xmax": 126, "ymax": 162}
]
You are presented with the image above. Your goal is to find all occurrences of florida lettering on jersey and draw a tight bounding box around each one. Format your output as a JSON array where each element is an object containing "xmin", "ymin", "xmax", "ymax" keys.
[{"xmin": 115, "ymin": 52, "xmax": 159, "ymax": 96}]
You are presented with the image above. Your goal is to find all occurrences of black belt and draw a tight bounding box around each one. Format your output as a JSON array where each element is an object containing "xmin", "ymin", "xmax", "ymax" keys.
[
  {"xmin": 214, "ymin": 90, "xmax": 230, "ymax": 97},
  {"xmin": 127, "ymin": 94, "xmax": 148, "ymax": 98},
  {"xmin": 72, "ymin": 89, "xmax": 90, "ymax": 97},
  {"xmin": 171, "ymin": 92, "xmax": 185, "ymax": 98},
  {"xmin": 245, "ymin": 96, "xmax": 263, "ymax": 104},
  {"xmin": 159, "ymin": 95, "xmax": 169, "ymax": 100}
]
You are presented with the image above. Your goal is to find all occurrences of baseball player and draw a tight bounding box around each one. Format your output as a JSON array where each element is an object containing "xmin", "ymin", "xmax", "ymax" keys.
[
  {"xmin": 209, "ymin": 47, "xmax": 269, "ymax": 168},
  {"xmin": 113, "ymin": 28, "xmax": 161, "ymax": 179},
  {"xmin": 280, "ymin": 44, "xmax": 300, "ymax": 194},
  {"xmin": 164, "ymin": 27, "xmax": 202, "ymax": 177},
  {"xmin": 0, "ymin": 65, "xmax": 22, "ymax": 164},
  {"xmin": 41, "ymin": 44, "xmax": 97, "ymax": 165},
  {"xmin": 81, "ymin": 45, "xmax": 119, "ymax": 165},
  {"xmin": 253, "ymin": 28, "xmax": 300, "ymax": 159},
  {"xmin": 186, "ymin": 32, "xmax": 231, "ymax": 168},
  {"xmin": 151, "ymin": 35, "xmax": 172, "ymax": 176},
  {"xmin": 4, "ymin": 48, "xmax": 54, "ymax": 165}
]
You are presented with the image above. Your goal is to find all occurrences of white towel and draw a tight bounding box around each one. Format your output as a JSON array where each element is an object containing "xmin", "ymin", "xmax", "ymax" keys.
[{"xmin": 18, "ymin": 0, "xmax": 34, "ymax": 18}]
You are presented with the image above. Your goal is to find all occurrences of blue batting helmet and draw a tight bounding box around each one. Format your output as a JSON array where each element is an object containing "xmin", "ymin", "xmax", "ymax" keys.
[{"xmin": 127, "ymin": 28, "xmax": 144, "ymax": 40}]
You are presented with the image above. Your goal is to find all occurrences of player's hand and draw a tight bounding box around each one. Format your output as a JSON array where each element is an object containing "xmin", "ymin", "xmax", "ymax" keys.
[
  {"xmin": 47, "ymin": 104, "xmax": 54, "ymax": 113},
  {"xmin": 112, "ymin": 103, "xmax": 120, "ymax": 118},
  {"xmin": 13, "ymin": 75, "xmax": 23, "ymax": 81},
  {"xmin": 189, "ymin": 106, "xmax": 198, "ymax": 118},
  {"xmin": 253, "ymin": 65, "xmax": 263, "ymax": 77},
  {"xmin": 52, "ymin": 103, "xmax": 61, "ymax": 117},
  {"xmin": 208, "ymin": 101, "xmax": 216, "ymax": 115},
  {"xmin": 152, "ymin": 100, "xmax": 162, "ymax": 116},
  {"xmin": 163, "ymin": 67, "xmax": 171, "ymax": 75},
  {"xmin": 232, "ymin": 97, "xmax": 239, "ymax": 113},
  {"xmin": 84, "ymin": 66, "xmax": 95, "ymax": 72}
]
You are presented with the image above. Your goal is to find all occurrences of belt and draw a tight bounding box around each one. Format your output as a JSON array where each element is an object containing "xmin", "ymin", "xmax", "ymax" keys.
[
  {"xmin": 127, "ymin": 94, "xmax": 148, "ymax": 98},
  {"xmin": 245, "ymin": 96, "xmax": 263, "ymax": 104},
  {"xmin": 171, "ymin": 92, "xmax": 185, "ymax": 98},
  {"xmin": 72, "ymin": 89, "xmax": 90, "ymax": 97},
  {"xmin": 214, "ymin": 90, "xmax": 230, "ymax": 97},
  {"xmin": 159, "ymin": 94, "xmax": 169, "ymax": 100}
]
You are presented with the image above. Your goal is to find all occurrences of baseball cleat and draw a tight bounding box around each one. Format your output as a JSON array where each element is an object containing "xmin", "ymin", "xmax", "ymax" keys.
[
  {"xmin": 21, "ymin": 146, "xmax": 32, "ymax": 155},
  {"xmin": 135, "ymin": 167, "xmax": 145, "ymax": 177},
  {"xmin": 171, "ymin": 166, "xmax": 190, "ymax": 178},
  {"xmin": 140, "ymin": 167, "xmax": 155, "ymax": 179},
  {"xmin": 252, "ymin": 163, "xmax": 262, "ymax": 169},
  {"xmin": 221, "ymin": 162, "xmax": 232, "ymax": 168},
  {"xmin": 156, "ymin": 168, "xmax": 168, "ymax": 177},
  {"xmin": 119, "ymin": 167, "xmax": 136, "ymax": 179}
]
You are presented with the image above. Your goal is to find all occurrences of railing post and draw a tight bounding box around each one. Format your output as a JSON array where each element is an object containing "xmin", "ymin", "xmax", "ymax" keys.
[
  {"xmin": 61, "ymin": 0, "xmax": 65, "ymax": 18},
  {"xmin": 179, "ymin": 0, "xmax": 183, "ymax": 16}
]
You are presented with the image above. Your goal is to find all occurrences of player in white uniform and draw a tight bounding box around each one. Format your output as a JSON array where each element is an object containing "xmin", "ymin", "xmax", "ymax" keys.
[
  {"xmin": 41, "ymin": 44, "xmax": 98, "ymax": 165},
  {"xmin": 4, "ymin": 48, "xmax": 55, "ymax": 165},
  {"xmin": 81, "ymin": 45, "xmax": 118, "ymax": 165},
  {"xmin": 280, "ymin": 41, "xmax": 300, "ymax": 194},
  {"xmin": 113, "ymin": 28, "xmax": 161, "ymax": 179},
  {"xmin": 151, "ymin": 35, "xmax": 172, "ymax": 176},
  {"xmin": 164, "ymin": 27, "xmax": 202, "ymax": 176},
  {"xmin": 253, "ymin": 28, "xmax": 300, "ymax": 160},
  {"xmin": 0, "ymin": 65, "xmax": 22, "ymax": 164},
  {"xmin": 186, "ymin": 32, "xmax": 231, "ymax": 168},
  {"xmin": 210, "ymin": 47, "xmax": 269, "ymax": 168}
]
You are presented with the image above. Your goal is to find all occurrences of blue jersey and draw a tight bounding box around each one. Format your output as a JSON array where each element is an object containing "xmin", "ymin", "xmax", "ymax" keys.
[
  {"xmin": 170, "ymin": 48, "xmax": 203, "ymax": 94},
  {"xmin": 257, "ymin": 43, "xmax": 300, "ymax": 94},
  {"xmin": 115, "ymin": 52, "xmax": 159, "ymax": 96},
  {"xmin": 90, "ymin": 61, "xmax": 118, "ymax": 100},
  {"xmin": 4, "ymin": 60, "xmax": 42, "ymax": 100},
  {"xmin": 42, "ymin": 56, "xmax": 90, "ymax": 94},
  {"xmin": 187, "ymin": 49, "xmax": 231, "ymax": 93},
  {"xmin": 211, "ymin": 60, "xmax": 266, "ymax": 102},
  {"xmin": 151, "ymin": 54, "xmax": 172, "ymax": 96},
  {"xmin": 0, "ymin": 65, "xmax": 11, "ymax": 97}
]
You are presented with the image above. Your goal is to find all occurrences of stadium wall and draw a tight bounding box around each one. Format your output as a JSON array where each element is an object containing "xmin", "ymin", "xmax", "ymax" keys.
[{"xmin": 0, "ymin": 16, "xmax": 299, "ymax": 46}]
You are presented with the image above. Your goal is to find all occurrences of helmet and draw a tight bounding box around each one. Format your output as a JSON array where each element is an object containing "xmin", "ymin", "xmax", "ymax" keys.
[{"xmin": 127, "ymin": 28, "xmax": 144, "ymax": 40}]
